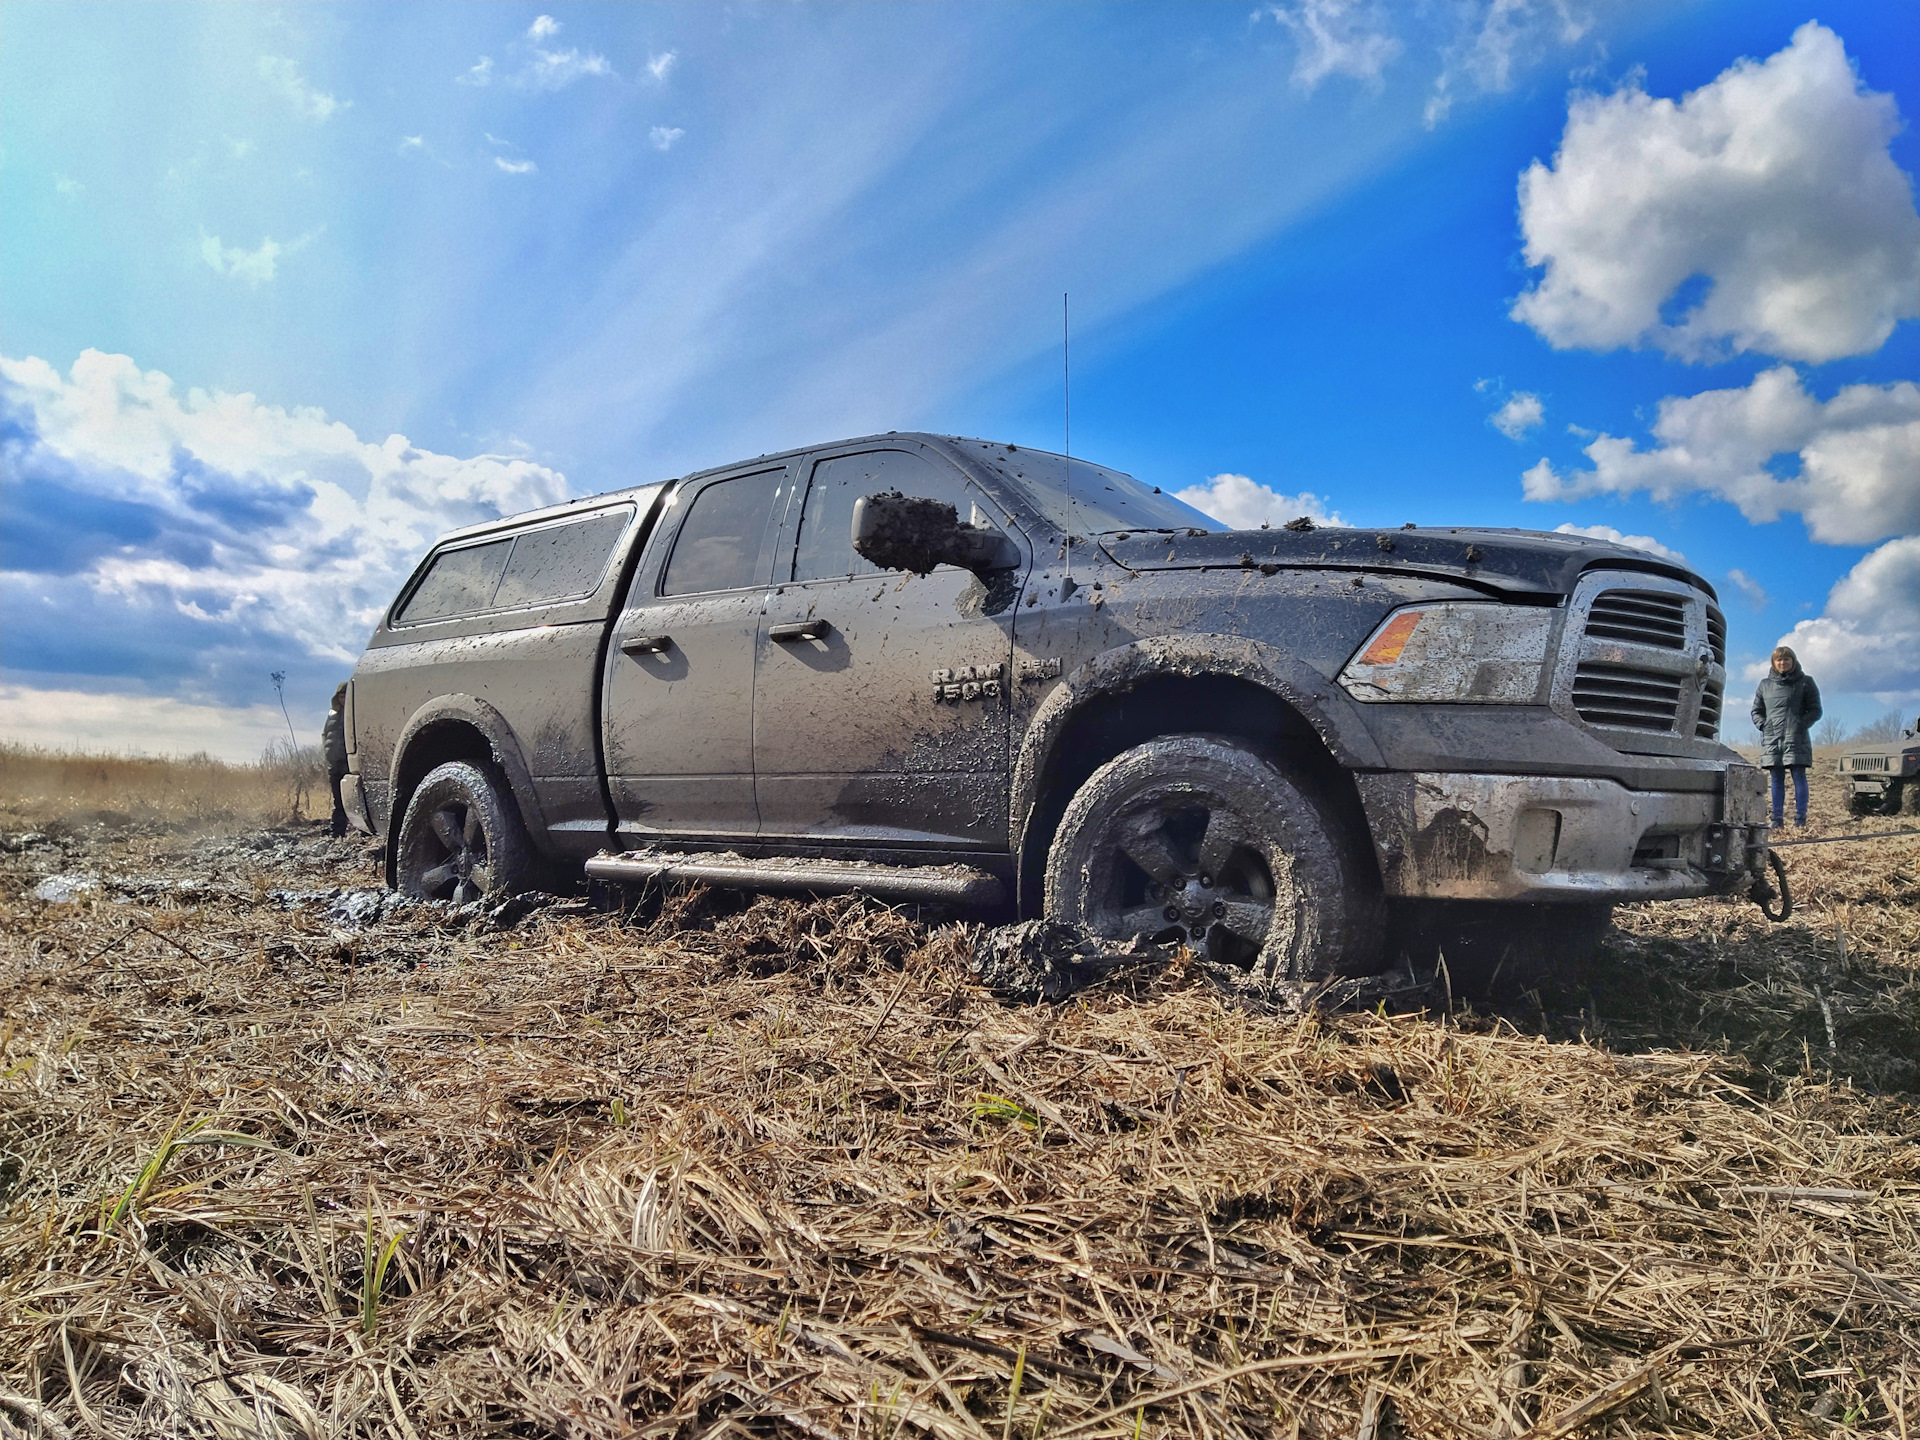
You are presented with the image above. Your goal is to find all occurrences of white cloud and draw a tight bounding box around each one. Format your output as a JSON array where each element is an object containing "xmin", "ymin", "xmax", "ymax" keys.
[
  {"xmin": 1, "ymin": 350, "xmax": 570, "ymax": 698},
  {"xmin": 649, "ymin": 126, "xmax": 685, "ymax": 153},
  {"xmin": 1550, "ymin": 522, "xmax": 1685, "ymax": 564},
  {"xmin": 257, "ymin": 56, "xmax": 344, "ymax": 122},
  {"xmin": 0, "ymin": 685, "xmax": 290, "ymax": 764},
  {"xmin": 1262, "ymin": 0, "xmax": 1401, "ymax": 91},
  {"xmin": 1511, "ymin": 22, "xmax": 1920, "ymax": 364},
  {"xmin": 648, "ymin": 50, "xmax": 678, "ymax": 81},
  {"xmin": 1426, "ymin": 0, "xmax": 1591, "ymax": 128},
  {"xmin": 527, "ymin": 15, "xmax": 560, "ymax": 42},
  {"xmin": 1754, "ymin": 536, "xmax": 1919, "ymax": 701},
  {"xmin": 397, "ymin": 135, "xmax": 425, "ymax": 154},
  {"xmin": 527, "ymin": 47, "xmax": 613, "ymax": 91},
  {"xmin": 494, "ymin": 156, "xmax": 538, "ymax": 175},
  {"xmin": 459, "ymin": 56, "xmax": 494, "ymax": 86},
  {"xmin": 199, "ymin": 231, "xmax": 286, "ymax": 287},
  {"xmin": 54, "ymin": 174, "xmax": 82, "ymax": 198},
  {"xmin": 1490, "ymin": 390, "xmax": 1544, "ymax": 440},
  {"xmin": 1174, "ymin": 473, "xmax": 1349, "ymax": 530},
  {"xmin": 1521, "ymin": 367, "xmax": 1920, "ymax": 546},
  {"xmin": 1725, "ymin": 568, "xmax": 1767, "ymax": 609}
]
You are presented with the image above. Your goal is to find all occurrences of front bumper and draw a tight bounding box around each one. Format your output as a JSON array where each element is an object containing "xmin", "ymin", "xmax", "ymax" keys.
[{"xmin": 1355, "ymin": 765, "xmax": 1769, "ymax": 903}]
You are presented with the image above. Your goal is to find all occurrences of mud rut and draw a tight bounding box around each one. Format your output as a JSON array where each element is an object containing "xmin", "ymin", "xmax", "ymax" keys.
[{"xmin": 1, "ymin": 770, "xmax": 1916, "ymax": 1438}]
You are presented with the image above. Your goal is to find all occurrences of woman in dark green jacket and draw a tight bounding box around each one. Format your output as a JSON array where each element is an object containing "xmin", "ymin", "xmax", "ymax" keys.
[{"xmin": 1750, "ymin": 646, "xmax": 1822, "ymax": 828}]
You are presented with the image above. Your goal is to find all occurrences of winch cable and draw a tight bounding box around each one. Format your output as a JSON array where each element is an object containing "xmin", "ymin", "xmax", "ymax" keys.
[{"xmin": 1764, "ymin": 828, "xmax": 1920, "ymax": 848}]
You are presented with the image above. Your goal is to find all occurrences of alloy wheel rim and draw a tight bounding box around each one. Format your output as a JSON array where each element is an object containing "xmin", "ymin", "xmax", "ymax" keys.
[
  {"xmin": 1089, "ymin": 795, "xmax": 1277, "ymax": 969},
  {"xmin": 415, "ymin": 801, "xmax": 492, "ymax": 904}
]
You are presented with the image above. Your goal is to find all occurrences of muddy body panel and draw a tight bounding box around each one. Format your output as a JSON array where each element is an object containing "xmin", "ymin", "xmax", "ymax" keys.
[{"xmin": 751, "ymin": 441, "xmax": 1022, "ymax": 851}]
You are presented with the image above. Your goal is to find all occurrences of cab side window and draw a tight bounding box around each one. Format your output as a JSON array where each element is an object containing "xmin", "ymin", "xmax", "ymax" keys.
[
  {"xmin": 792, "ymin": 450, "xmax": 973, "ymax": 582},
  {"xmin": 661, "ymin": 470, "xmax": 783, "ymax": 596},
  {"xmin": 397, "ymin": 539, "xmax": 513, "ymax": 623}
]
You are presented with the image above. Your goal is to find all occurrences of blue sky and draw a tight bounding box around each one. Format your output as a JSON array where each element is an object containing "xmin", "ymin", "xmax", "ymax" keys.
[{"xmin": 2, "ymin": 0, "xmax": 1915, "ymax": 759}]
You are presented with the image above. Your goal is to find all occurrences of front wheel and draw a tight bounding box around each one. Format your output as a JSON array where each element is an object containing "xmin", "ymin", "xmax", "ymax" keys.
[
  {"xmin": 396, "ymin": 760, "xmax": 534, "ymax": 903},
  {"xmin": 1044, "ymin": 735, "xmax": 1385, "ymax": 990}
]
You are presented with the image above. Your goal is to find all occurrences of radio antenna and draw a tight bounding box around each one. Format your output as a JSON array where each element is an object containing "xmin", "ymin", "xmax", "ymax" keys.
[{"xmin": 1063, "ymin": 291, "xmax": 1074, "ymax": 588}]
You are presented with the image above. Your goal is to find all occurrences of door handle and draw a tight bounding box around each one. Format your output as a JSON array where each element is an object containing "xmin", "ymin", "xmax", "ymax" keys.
[
  {"xmin": 769, "ymin": 619, "xmax": 830, "ymax": 642},
  {"xmin": 621, "ymin": 634, "xmax": 672, "ymax": 655}
]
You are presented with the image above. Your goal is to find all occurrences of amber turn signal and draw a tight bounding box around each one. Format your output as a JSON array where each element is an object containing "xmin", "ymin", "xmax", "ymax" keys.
[{"xmin": 1358, "ymin": 609, "xmax": 1424, "ymax": 665}]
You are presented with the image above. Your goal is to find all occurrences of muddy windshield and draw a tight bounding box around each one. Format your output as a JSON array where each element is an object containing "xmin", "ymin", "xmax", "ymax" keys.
[{"xmin": 974, "ymin": 447, "xmax": 1214, "ymax": 536}]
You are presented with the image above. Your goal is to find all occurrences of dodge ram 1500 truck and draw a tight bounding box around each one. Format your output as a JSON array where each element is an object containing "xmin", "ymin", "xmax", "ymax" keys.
[{"xmin": 342, "ymin": 432, "xmax": 1773, "ymax": 995}]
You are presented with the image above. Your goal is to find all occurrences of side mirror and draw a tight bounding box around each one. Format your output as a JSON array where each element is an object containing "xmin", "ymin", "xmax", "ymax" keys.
[{"xmin": 851, "ymin": 492, "xmax": 1020, "ymax": 576}]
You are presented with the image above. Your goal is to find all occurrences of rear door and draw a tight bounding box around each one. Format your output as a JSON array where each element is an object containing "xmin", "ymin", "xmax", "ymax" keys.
[
  {"xmin": 752, "ymin": 443, "xmax": 1027, "ymax": 852},
  {"xmin": 603, "ymin": 466, "xmax": 793, "ymax": 844}
]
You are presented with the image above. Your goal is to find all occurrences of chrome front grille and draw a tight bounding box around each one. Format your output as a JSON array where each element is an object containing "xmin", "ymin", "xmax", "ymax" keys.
[
  {"xmin": 1696, "ymin": 681, "xmax": 1724, "ymax": 740},
  {"xmin": 1554, "ymin": 571, "xmax": 1725, "ymax": 748},
  {"xmin": 1573, "ymin": 662, "xmax": 1684, "ymax": 731},
  {"xmin": 1586, "ymin": 590, "xmax": 1688, "ymax": 650},
  {"xmin": 1696, "ymin": 603, "xmax": 1727, "ymax": 739}
]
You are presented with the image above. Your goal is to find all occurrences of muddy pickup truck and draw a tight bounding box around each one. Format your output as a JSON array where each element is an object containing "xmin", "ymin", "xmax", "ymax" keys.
[{"xmin": 341, "ymin": 432, "xmax": 1773, "ymax": 994}]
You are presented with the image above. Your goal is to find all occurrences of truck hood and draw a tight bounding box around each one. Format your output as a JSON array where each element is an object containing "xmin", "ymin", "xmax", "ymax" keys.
[
  {"xmin": 1097, "ymin": 526, "xmax": 1713, "ymax": 601},
  {"xmin": 1843, "ymin": 738, "xmax": 1920, "ymax": 760}
]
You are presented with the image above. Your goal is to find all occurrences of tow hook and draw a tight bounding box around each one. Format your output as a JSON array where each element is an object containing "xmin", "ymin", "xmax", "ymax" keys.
[{"xmin": 1749, "ymin": 847, "xmax": 1792, "ymax": 922}]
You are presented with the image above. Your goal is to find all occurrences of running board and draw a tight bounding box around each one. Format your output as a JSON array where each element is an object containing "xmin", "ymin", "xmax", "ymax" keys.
[{"xmin": 585, "ymin": 849, "xmax": 1005, "ymax": 907}]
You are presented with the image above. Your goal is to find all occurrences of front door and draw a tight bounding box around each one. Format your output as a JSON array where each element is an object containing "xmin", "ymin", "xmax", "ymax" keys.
[
  {"xmin": 753, "ymin": 444, "xmax": 1026, "ymax": 852},
  {"xmin": 604, "ymin": 466, "xmax": 791, "ymax": 844}
]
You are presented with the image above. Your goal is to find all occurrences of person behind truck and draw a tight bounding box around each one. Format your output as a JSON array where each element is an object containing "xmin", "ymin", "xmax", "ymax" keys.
[
  {"xmin": 322, "ymin": 683, "xmax": 350, "ymax": 837},
  {"xmin": 1751, "ymin": 645, "xmax": 1821, "ymax": 829}
]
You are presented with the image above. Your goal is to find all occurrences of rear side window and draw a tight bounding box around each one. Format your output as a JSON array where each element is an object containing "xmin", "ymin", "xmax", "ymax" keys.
[
  {"xmin": 493, "ymin": 510, "xmax": 630, "ymax": 609},
  {"xmin": 661, "ymin": 470, "xmax": 783, "ymax": 596},
  {"xmin": 397, "ymin": 539, "xmax": 513, "ymax": 623},
  {"xmin": 396, "ymin": 508, "xmax": 631, "ymax": 625}
]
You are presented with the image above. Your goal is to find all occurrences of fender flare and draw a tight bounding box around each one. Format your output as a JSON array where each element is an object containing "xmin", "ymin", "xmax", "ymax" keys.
[
  {"xmin": 387, "ymin": 694, "xmax": 551, "ymax": 858},
  {"xmin": 1009, "ymin": 632, "xmax": 1386, "ymax": 858}
]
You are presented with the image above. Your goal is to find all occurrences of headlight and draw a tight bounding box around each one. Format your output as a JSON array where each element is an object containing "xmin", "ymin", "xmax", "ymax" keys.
[{"xmin": 1338, "ymin": 602, "xmax": 1556, "ymax": 703}]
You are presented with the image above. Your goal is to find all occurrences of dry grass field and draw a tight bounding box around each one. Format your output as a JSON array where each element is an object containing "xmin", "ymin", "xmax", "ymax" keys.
[
  {"xmin": 1, "ymin": 754, "xmax": 1916, "ymax": 1438},
  {"xmin": 0, "ymin": 743, "xmax": 328, "ymax": 830}
]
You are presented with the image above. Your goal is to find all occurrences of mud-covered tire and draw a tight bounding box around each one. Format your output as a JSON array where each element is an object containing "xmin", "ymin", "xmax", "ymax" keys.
[
  {"xmin": 396, "ymin": 761, "xmax": 534, "ymax": 904},
  {"xmin": 1898, "ymin": 781, "xmax": 1919, "ymax": 817},
  {"xmin": 1388, "ymin": 900, "xmax": 1613, "ymax": 999},
  {"xmin": 1044, "ymin": 735, "xmax": 1385, "ymax": 990},
  {"xmin": 1846, "ymin": 789, "xmax": 1881, "ymax": 819}
]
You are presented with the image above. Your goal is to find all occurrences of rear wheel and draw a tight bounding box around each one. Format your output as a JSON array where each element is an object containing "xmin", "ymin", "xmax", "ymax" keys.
[
  {"xmin": 1044, "ymin": 735, "xmax": 1384, "ymax": 991},
  {"xmin": 396, "ymin": 760, "xmax": 534, "ymax": 904}
]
